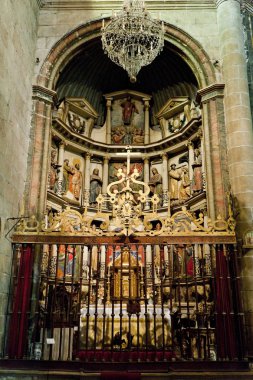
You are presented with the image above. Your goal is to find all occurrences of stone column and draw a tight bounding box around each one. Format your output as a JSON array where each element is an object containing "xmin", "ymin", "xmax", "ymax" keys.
[
  {"xmin": 143, "ymin": 156, "xmax": 150, "ymax": 210},
  {"xmin": 102, "ymin": 155, "xmax": 109, "ymax": 195},
  {"xmin": 160, "ymin": 117, "xmax": 169, "ymax": 138},
  {"xmin": 84, "ymin": 153, "xmax": 91, "ymax": 205},
  {"xmin": 216, "ymin": 0, "xmax": 253, "ymax": 356},
  {"xmin": 197, "ymin": 84, "xmax": 228, "ymax": 220},
  {"xmin": 105, "ymin": 98, "xmax": 113, "ymax": 144},
  {"xmin": 144, "ymin": 100, "xmax": 150, "ymax": 144},
  {"xmin": 198, "ymin": 129, "xmax": 206, "ymax": 191},
  {"xmin": 27, "ymin": 85, "xmax": 56, "ymax": 217},
  {"xmin": 216, "ymin": 0, "xmax": 253, "ymax": 230},
  {"xmin": 187, "ymin": 141, "xmax": 194, "ymax": 183},
  {"xmin": 161, "ymin": 153, "xmax": 169, "ymax": 207},
  {"xmin": 56, "ymin": 141, "xmax": 65, "ymax": 196}
]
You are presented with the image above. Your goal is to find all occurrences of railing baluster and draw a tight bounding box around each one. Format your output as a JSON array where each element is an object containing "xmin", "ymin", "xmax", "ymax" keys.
[
  {"xmin": 102, "ymin": 245, "xmax": 108, "ymax": 354},
  {"xmin": 151, "ymin": 245, "xmax": 157, "ymax": 357},
  {"xmin": 85, "ymin": 245, "xmax": 92, "ymax": 355},
  {"xmin": 144, "ymin": 244, "xmax": 149, "ymax": 361},
  {"xmin": 110, "ymin": 244, "xmax": 116, "ymax": 360},
  {"xmin": 160, "ymin": 244, "xmax": 165, "ymax": 361}
]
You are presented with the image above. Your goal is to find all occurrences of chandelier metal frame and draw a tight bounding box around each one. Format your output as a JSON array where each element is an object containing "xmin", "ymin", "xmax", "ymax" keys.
[{"xmin": 101, "ymin": 0, "xmax": 164, "ymax": 83}]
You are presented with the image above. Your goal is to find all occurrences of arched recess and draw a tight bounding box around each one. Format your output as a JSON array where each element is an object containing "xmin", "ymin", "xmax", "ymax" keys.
[
  {"xmin": 30, "ymin": 19, "xmax": 223, "ymax": 218},
  {"xmin": 37, "ymin": 19, "xmax": 216, "ymax": 90}
]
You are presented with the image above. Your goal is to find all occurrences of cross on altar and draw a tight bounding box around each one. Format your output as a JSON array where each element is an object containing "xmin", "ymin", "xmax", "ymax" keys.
[{"xmin": 115, "ymin": 145, "xmax": 142, "ymax": 175}]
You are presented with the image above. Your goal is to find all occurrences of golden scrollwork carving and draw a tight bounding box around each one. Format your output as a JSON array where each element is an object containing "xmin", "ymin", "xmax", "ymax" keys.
[{"xmin": 15, "ymin": 153, "xmax": 236, "ymax": 237}]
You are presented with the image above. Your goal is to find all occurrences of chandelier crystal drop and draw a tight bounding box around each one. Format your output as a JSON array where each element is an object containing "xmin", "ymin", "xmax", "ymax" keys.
[{"xmin": 101, "ymin": 0, "xmax": 164, "ymax": 83}]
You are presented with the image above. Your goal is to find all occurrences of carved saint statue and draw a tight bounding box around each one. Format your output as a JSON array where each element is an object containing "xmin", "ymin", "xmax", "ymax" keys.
[
  {"xmin": 48, "ymin": 149, "xmax": 60, "ymax": 192},
  {"xmin": 169, "ymin": 164, "xmax": 181, "ymax": 200},
  {"xmin": 63, "ymin": 159, "xmax": 74, "ymax": 194},
  {"xmin": 192, "ymin": 148, "xmax": 203, "ymax": 193},
  {"xmin": 149, "ymin": 168, "xmax": 163, "ymax": 201},
  {"xmin": 89, "ymin": 168, "xmax": 102, "ymax": 206},
  {"xmin": 179, "ymin": 166, "xmax": 191, "ymax": 201},
  {"xmin": 72, "ymin": 163, "xmax": 82, "ymax": 201}
]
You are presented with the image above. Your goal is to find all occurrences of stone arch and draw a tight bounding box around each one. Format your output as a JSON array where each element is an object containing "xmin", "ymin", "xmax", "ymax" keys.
[
  {"xmin": 37, "ymin": 19, "xmax": 216, "ymax": 91},
  {"xmin": 31, "ymin": 18, "xmax": 218, "ymax": 217}
]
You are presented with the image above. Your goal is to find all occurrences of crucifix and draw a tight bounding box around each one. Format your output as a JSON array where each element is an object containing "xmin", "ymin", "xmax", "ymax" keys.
[{"xmin": 115, "ymin": 146, "xmax": 142, "ymax": 189}]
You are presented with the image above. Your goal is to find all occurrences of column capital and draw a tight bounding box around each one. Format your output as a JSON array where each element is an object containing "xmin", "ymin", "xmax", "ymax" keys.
[
  {"xmin": 106, "ymin": 98, "xmax": 113, "ymax": 107},
  {"xmin": 187, "ymin": 140, "xmax": 194, "ymax": 149},
  {"xmin": 196, "ymin": 128, "xmax": 203, "ymax": 140},
  {"xmin": 85, "ymin": 152, "xmax": 92, "ymax": 160},
  {"xmin": 196, "ymin": 83, "xmax": 225, "ymax": 104},
  {"xmin": 143, "ymin": 99, "xmax": 150, "ymax": 109},
  {"xmin": 216, "ymin": 0, "xmax": 240, "ymax": 6},
  {"xmin": 142, "ymin": 156, "xmax": 149, "ymax": 164},
  {"xmin": 103, "ymin": 155, "xmax": 110, "ymax": 163},
  {"xmin": 161, "ymin": 153, "xmax": 168, "ymax": 161},
  {"xmin": 58, "ymin": 139, "xmax": 67, "ymax": 148},
  {"xmin": 32, "ymin": 84, "xmax": 57, "ymax": 105}
]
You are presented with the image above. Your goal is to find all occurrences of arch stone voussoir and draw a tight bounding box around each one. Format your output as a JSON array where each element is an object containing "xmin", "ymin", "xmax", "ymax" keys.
[{"xmin": 37, "ymin": 20, "xmax": 216, "ymax": 92}]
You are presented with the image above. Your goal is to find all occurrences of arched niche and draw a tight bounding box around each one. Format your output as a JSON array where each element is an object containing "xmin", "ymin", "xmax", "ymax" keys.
[{"xmin": 30, "ymin": 19, "xmax": 224, "ymax": 218}]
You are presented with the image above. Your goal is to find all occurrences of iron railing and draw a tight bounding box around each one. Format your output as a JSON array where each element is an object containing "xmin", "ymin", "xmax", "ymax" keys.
[{"xmin": 4, "ymin": 239, "xmax": 245, "ymax": 363}]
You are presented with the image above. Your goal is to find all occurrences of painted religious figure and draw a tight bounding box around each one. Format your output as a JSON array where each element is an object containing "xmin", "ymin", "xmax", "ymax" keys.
[
  {"xmin": 111, "ymin": 125, "xmax": 144, "ymax": 145},
  {"xmin": 121, "ymin": 96, "xmax": 139, "ymax": 125},
  {"xmin": 111, "ymin": 97, "xmax": 144, "ymax": 146},
  {"xmin": 89, "ymin": 168, "xmax": 102, "ymax": 206}
]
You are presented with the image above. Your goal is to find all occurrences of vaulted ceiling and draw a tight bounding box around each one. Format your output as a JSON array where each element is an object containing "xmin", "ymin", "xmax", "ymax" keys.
[{"xmin": 56, "ymin": 37, "xmax": 198, "ymax": 125}]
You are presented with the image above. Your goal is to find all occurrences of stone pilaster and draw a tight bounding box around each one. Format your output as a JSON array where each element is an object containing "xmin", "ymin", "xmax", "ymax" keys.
[
  {"xmin": 197, "ymin": 84, "xmax": 228, "ymax": 219},
  {"xmin": 144, "ymin": 99, "xmax": 150, "ymax": 144},
  {"xmin": 105, "ymin": 98, "xmax": 113, "ymax": 144},
  {"xmin": 102, "ymin": 155, "xmax": 110, "ymax": 195},
  {"xmin": 187, "ymin": 141, "xmax": 194, "ymax": 183},
  {"xmin": 27, "ymin": 85, "xmax": 56, "ymax": 216},
  {"xmin": 56, "ymin": 141, "xmax": 65, "ymax": 196},
  {"xmin": 216, "ymin": 0, "xmax": 253, "ymax": 232},
  {"xmin": 143, "ymin": 156, "xmax": 150, "ymax": 210},
  {"xmin": 161, "ymin": 153, "xmax": 169, "ymax": 207},
  {"xmin": 84, "ymin": 152, "xmax": 91, "ymax": 205}
]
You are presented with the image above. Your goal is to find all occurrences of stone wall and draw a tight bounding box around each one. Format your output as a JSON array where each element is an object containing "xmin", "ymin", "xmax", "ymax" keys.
[
  {"xmin": 243, "ymin": 10, "xmax": 253, "ymax": 118},
  {"xmin": 34, "ymin": 2, "xmax": 220, "ymax": 80},
  {"xmin": 0, "ymin": 0, "xmax": 39, "ymax": 353}
]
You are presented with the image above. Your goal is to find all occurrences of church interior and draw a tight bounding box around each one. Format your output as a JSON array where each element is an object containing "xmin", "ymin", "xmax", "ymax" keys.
[{"xmin": 0, "ymin": 0, "xmax": 253, "ymax": 379}]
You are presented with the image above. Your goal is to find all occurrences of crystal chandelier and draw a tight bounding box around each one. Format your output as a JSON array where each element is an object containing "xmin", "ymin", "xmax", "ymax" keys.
[{"xmin": 101, "ymin": 0, "xmax": 164, "ymax": 83}]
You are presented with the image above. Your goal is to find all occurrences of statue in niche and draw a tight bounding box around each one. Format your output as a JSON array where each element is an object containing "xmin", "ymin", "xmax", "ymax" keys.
[
  {"xmin": 149, "ymin": 168, "xmax": 163, "ymax": 203},
  {"xmin": 63, "ymin": 159, "xmax": 74, "ymax": 194},
  {"xmin": 72, "ymin": 163, "xmax": 82, "ymax": 201},
  {"xmin": 121, "ymin": 96, "xmax": 139, "ymax": 125},
  {"xmin": 89, "ymin": 168, "xmax": 102, "ymax": 206},
  {"xmin": 48, "ymin": 149, "xmax": 60, "ymax": 191},
  {"xmin": 179, "ymin": 166, "xmax": 191, "ymax": 201},
  {"xmin": 192, "ymin": 148, "xmax": 203, "ymax": 193},
  {"xmin": 169, "ymin": 164, "xmax": 181, "ymax": 200},
  {"xmin": 68, "ymin": 113, "xmax": 85, "ymax": 134}
]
